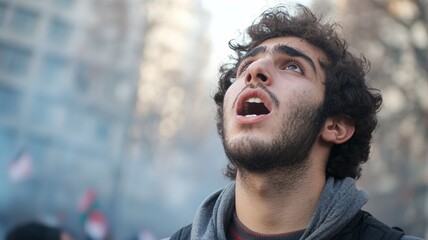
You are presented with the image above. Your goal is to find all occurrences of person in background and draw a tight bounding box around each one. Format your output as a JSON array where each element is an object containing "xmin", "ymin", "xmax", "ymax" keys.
[
  {"xmin": 6, "ymin": 221, "xmax": 73, "ymax": 240},
  {"xmin": 167, "ymin": 4, "xmax": 423, "ymax": 240}
]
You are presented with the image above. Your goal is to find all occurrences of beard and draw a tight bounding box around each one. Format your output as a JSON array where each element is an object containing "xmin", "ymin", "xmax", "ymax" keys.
[{"xmin": 221, "ymin": 100, "xmax": 325, "ymax": 177}]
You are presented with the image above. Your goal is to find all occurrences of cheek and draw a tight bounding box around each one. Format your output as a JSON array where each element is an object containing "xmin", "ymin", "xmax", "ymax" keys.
[
  {"xmin": 223, "ymin": 90, "xmax": 233, "ymax": 107},
  {"xmin": 286, "ymin": 84, "xmax": 324, "ymax": 104}
]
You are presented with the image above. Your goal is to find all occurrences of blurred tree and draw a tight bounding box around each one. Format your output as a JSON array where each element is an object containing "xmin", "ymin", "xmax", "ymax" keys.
[{"xmin": 315, "ymin": 0, "xmax": 428, "ymax": 237}]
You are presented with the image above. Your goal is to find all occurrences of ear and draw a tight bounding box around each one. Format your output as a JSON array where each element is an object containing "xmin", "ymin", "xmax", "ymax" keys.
[{"xmin": 320, "ymin": 116, "xmax": 355, "ymax": 144}]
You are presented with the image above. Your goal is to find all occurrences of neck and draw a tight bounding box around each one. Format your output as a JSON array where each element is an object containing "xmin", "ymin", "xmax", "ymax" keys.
[{"xmin": 234, "ymin": 164, "xmax": 326, "ymax": 235}]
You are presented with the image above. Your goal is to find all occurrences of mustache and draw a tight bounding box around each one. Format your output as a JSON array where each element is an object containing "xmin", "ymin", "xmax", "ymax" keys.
[{"xmin": 232, "ymin": 83, "xmax": 280, "ymax": 109}]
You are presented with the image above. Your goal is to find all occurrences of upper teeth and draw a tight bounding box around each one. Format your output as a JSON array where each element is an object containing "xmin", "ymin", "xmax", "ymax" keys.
[{"xmin": 246, "ymin": 97, "xmax": 263, "ymax": 103}]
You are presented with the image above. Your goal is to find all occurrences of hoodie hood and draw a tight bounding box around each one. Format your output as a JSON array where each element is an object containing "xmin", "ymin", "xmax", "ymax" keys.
[
  {"xmin": 190, "ymin": 177, "xmax": 368, "ymax": 240},
  {"xmin": 300, "ymin": 177, "xmax": 368, "ymax": 239}
]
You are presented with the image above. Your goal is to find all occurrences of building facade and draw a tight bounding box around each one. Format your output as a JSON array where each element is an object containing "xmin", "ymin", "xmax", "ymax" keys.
[
  {"xmin": 0, "ymin": 0, "xmax": 144, "ymax": 238},
  {"xmin": 0, "ymin": 0, "xmax": 221, "ymax": 238}
]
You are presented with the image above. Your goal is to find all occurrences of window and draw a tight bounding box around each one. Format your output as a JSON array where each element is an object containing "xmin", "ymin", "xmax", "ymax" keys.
[
  {"xmin": 0, "ymin": 41, "xmax": 32, "ymax": 76},
  {"xmin": 50, "ymin": 140, "xmax": 75, "ymax": 169},
  {"xmin": 0, "ymin": 85, "xmax": 22, "ymax": 118},
  {"xmin": 95, "ymin": 118, "xmax": 109, "ymax": 142},
  {"xmin": 74, "ymin": 63, "xmax": 89, "ymax": 93},
  {"xmin": 25, "ymin": 134, "xmax": 51, "ymax": 169},
  {"xmin": 63, "ymin": 105, "xmax": 87, "ymax": 135},
  {"xmin": 0, "ymin": 2, "xmax": 7, "ymax": 26},
  {"xmin": 38, "ymin": 54, "xmax": 69, "ymax": 88},
  {"xmin": 48, "ymin": 17, "xmax": 73, "ymax": 44},
  {"xmin": 0, "ymin": 127, "xmax": 18, "ymax": 162},
  {"xmin": 109, "ymin": 72, "xmax": 134, "ymax": 105},
  {"xmin": 29, "ymin": 95, "xmax": 65, "ymax": 129},
  {"xmin": 9, "ymin": 7, "xmax": 39, "ymax": 34}
]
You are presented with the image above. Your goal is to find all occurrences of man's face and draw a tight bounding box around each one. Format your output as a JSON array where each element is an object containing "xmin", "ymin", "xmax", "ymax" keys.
[{"xmin": 221, "ymin": 36, "xmax": 327, "ymax": 173}]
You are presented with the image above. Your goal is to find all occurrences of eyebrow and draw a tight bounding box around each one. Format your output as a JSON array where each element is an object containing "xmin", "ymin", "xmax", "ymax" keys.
[
  {"xmin": 239, "ymin": 44, "xmax": 318, "ymax": 74},
  {"xmin": 243, "ymin": 45, "xmax": 267, "ymax": 59}
]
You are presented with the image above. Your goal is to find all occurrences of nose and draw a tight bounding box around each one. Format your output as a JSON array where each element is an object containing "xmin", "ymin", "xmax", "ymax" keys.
[{"xmin": 244, "ymin": 58, "xmax": 273, "ymax": 86}]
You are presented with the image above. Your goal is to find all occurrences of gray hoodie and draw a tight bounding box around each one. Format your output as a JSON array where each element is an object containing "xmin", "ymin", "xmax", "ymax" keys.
[{"xmin": 168, "ymin": 177, "xmax": 423, "ymax": 240}]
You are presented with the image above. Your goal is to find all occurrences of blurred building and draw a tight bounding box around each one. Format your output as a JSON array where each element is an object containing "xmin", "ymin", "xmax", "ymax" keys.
[
  {"xmin": 116, "ymin": 0, "xmax": 226, "ymax": 238},
  {"xmin": 0, "ymin": 0, "xmax": 144, "ymax": 238},
  {"xmin": 0, "ymin": 0, "xmax": 224, "ymax": 239}
]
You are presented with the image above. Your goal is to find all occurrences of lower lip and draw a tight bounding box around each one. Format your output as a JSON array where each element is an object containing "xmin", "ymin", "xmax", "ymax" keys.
[{"xmin": 236, "ymin": 114, "xmax": 270, "ymax": 124}]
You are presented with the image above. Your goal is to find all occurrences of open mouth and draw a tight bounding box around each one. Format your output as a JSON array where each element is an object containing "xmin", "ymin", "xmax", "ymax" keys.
[{"xmin": 238, "ymin": 97, "xmax": 271, "ymax": 117}]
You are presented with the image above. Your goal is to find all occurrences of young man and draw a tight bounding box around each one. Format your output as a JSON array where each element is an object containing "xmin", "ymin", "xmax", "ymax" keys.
[{"xmin": 168, "ymin": 5, "xmax": 423, "ymax": 240}]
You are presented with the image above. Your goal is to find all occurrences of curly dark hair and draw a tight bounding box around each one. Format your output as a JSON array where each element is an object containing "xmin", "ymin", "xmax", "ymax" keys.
[{"xmin": 214, "ymin": 5, "xmax": 382, "ymax": 180}]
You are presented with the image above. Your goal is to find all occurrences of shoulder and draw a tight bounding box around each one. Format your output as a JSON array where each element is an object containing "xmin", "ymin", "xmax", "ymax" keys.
[
  {"xmin": 168, "ymin": 224, "xmax": 192, "ymax": 240},
  {"xmin": 335, "ymin": 210, "xmax": 423, "ymax": 240},
  {"xmin": 358, "ymin": 211, "xmax": 403, "ymax": 239},
  {"xmin": 359, "ymin": 211, "xmax": 424, "ymax": 240}
]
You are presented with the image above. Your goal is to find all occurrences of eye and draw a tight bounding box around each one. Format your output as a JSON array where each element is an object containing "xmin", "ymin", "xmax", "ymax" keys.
[
  {"xmin": 286, "ymin": 64, "xmax": 303, "ymax": 73},
  {"xmin": 281, "ymin": 60, "xmax": 304, "ymax": 74},
  {"xmin": 237, "ymin": 59, "xmax": 253, "ymax": 76}
]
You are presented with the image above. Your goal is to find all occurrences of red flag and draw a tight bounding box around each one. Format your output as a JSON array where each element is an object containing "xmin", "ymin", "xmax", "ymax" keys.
[
  {"xmin": 77, "ymin": 188, "xmax": 97, "ymax": 213},
  {"xmin": 8, "ymin": 150, "xmax": 33, "ymax": 182}
]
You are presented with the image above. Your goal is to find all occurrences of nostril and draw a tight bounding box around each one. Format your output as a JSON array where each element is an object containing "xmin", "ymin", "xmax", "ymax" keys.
[{"xmin": 257, "ymin": 73, "xmax": 267, "ymax": 82}]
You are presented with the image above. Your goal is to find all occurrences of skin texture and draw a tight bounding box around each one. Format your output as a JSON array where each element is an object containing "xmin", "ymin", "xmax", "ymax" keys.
[{"xmin": 222, "ymin": 36, "xmax": 355, "ymax": 234}]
